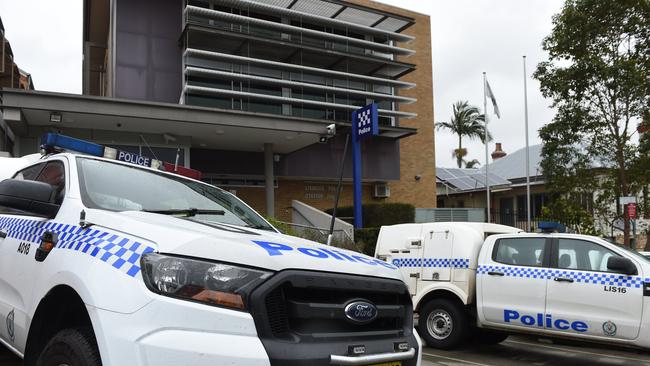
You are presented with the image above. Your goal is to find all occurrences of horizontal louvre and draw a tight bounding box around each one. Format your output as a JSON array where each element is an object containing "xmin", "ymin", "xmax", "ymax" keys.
[
  {"xmin": 185, "ymin": 6, "xmax": 415, "ymax": 57},
  {"xmin": 185, "ymin": 48, "xmax": 415, "ymax": 89},
  {"xmin": 215, "ymin": 0, "xmax": 414, "ymax": 42}
]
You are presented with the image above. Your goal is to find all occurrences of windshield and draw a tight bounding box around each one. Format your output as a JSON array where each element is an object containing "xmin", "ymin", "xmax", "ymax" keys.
[{"xmin": 76, "ymin": 157, "xmax": 275, "ymax": 231}]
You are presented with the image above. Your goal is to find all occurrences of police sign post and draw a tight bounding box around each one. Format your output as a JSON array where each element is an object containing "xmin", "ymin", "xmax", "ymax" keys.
[{"xmin": 351, "ymin": 103, "xmax": 379, "ymax": 228}]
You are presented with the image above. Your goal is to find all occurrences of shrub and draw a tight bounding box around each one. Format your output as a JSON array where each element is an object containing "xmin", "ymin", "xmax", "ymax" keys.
[{"xmin": 326, "ymin": 203, "xmax": 415, "ymax": 227}]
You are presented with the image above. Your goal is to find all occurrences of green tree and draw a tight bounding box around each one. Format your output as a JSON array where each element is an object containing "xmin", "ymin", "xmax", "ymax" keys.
[
  {"xmin": 436, "ymin": 101, "xmax": 491, "ymax": 168},
  {"xmin": 464, "ymin": 159, "xmax": 481, "ymax": 169},
  {"xmin": 534, "ymin": 0, "xmax": 650, "ymax": 244}
]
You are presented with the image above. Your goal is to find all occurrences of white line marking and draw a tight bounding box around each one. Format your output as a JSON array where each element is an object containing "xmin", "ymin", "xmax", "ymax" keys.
[
  {"xmin": 422, "ymin": 352, "xmax": 494, "ymax": 366},
  {"xmin": 504, "ymin": 339, "xmax": 650, "ymax": 363}
]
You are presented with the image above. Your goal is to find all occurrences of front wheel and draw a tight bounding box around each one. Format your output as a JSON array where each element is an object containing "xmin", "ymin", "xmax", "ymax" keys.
[
  {"xmin": 36, "ymin": 328, "xmax": 102, "ymax": 366},
  {"xmin": 417, "ymin": 299, "xmax": 469, "ymax": 350}
]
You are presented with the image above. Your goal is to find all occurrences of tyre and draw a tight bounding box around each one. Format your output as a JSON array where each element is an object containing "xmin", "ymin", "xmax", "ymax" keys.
[
  {"xmin": 417, "ymin": 299, "xmax": 469, "ymax": 350},
  {"xmin": 36, "ymin": 328, "xmax": 102, "ymax": 366},
  {"xmin": 472, "ymin": 328, "xmax": 509, "ymax": 345}
]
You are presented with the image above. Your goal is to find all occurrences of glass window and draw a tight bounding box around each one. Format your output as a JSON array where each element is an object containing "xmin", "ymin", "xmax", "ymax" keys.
[
  {"xmin": 76, "ymin": 157, "xmax": 274, "ymax": 231},
  {"xmin": 494, "ymin": 238, "xmax": 547, "ymax": 267},
  {"xmin": 13, "ymin": 163, "xmax": 45, "ymax": 181},
  {"xmin": 557, "ymin": 239, "xmax": 620, "ymax": 272},
  {"xmin": 36, "ymin": 162, "xmax": 66, "ymax": 204}
]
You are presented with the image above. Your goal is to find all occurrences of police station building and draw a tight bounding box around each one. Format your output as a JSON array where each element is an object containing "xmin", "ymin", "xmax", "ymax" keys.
[{"xmin": 0, "ymin": 0, "xmax": 436, "ymax": 220}]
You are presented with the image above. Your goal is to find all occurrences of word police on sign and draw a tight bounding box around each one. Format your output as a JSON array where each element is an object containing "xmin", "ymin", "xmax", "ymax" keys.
[
  {"xmin": 117, "ymin": 150, "xmax": 152, "ymax": 167},
  {"xmin": 352, "ymin": 103, "xmax": 379, "ymax": 141}
]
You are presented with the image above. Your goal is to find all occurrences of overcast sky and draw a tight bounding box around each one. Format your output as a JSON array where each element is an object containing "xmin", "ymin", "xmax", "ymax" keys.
[{"xmin": 0, "ymin": 0, "xmax": 564, "ymax": 168}]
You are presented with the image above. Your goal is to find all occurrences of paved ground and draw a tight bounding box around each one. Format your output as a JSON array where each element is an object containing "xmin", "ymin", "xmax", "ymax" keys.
[
  {"xmin": 3, "ymin": 335, "xmax": 650, "ymax": 365},
  {"xmin": 422, "ymin": 336, "xmax": 650, "ymax": 366}
]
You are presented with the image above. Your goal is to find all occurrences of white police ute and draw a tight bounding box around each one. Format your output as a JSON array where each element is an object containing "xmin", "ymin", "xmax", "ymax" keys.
[
  {"xmin": 376, "ymin": 222, "xmax": 650, "ymax": 350},
  {"xmin": 0, "ymin": 134, "xmax": 421, "ymax": 366}
]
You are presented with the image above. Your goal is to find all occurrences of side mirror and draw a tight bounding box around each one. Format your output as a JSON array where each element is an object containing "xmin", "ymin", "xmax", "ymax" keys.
[
  {"xmin": 0, "ymin": 179, "xmax": 60, "ymax": 218},
  {"xmin": 607, "ymin": 256, "xmax": 637, "ymax": 275}
]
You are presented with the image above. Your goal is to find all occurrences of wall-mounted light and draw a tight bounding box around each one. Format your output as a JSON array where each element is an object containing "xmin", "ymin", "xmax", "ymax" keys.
[{"xmin": 49, "ymin": 113, "xmax": 62, "ymax": 123}]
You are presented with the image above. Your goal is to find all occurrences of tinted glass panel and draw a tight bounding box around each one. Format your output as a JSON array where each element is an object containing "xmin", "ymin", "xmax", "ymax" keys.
[
  {"xmin": 557, "ymin": 239, "xmax": 620, "ymax": 272},
  {"xmin": 494, "ymin": 238, "xmax": 546, "ymax": 267}
]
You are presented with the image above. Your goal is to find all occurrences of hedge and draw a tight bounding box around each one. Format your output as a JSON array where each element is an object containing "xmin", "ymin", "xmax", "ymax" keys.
[
  {"xmin": 326, "ymin": 203, "xmax": 415, "ymax": 227},
  {"xmin": 326, "ymin": 203, "xmax": 415, "ymax": 255}
]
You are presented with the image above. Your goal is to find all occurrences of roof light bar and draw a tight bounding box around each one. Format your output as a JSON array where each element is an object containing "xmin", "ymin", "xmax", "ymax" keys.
[{"xmin": 39, "ymin": 133, "xmax": 202, "ymax": 180}]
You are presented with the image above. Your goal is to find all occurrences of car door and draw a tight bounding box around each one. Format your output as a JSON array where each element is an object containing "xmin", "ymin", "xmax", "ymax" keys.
[
  {"xmin": 479, "ymin": 236, "xmax": 551, "ymax": 331},
  {"xmin": 0, "ymin": 160, "xmax": 65, "ymax": 350},
  {"xmin": 421, "ymin": 230, "xmax": 454, "ymax": 282},
  {"xmin": 545, "ymin": 238, "xmax": 643, "ymax": 340}
]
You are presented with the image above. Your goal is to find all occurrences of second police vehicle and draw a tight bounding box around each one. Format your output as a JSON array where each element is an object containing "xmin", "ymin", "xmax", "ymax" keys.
[
  {"xmin": 375, "ymin": 222, "xmax": 650, "ymax": 350},
  {"xmin": 0, "ymin": 134, "xmax": 422, "ymax": 366}
]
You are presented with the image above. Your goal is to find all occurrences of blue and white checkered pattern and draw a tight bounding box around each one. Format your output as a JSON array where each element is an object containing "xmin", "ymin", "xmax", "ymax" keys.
[
  {"xmin": 0, "ymin": 216, "xmax": 156, "ymax": 278},
  {"xmin": 392, "ymin": 257, "xmax": 470, "ymax": 269},
  {"xmin": 477, "ymin": 265, "xmax": 650, "ymax": 288},
  {"xmin": 357, "ymin": 109, "xmax": 372, "ymax": 129}
]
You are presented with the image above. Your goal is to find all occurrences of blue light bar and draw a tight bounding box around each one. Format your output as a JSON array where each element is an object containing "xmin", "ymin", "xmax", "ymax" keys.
[
  {"xmin": 538, "ymin": 221, "xmax": 566, "ymax": 233},
  {"xmin": 41, "ymin": 133, "xmax": 105, "ymax": 157}
]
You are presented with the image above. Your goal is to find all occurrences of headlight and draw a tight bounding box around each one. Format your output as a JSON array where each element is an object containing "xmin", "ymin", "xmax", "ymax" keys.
[{"xmin": 141, "ymin": 253, "xmax": 272, "ymax": 310}]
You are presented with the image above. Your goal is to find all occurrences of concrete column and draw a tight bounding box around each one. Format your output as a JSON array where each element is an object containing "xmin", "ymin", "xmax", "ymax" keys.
[{"xmin": 264, "ymin": 143, "xmax": 275, "ymax": 217}]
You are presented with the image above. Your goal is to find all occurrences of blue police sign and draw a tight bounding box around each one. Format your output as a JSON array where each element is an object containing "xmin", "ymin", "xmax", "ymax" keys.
[
  {"xmin": 352, "ymin": 103, "xmax": 379, "ymax": 141},
  {"xmin": 351, "ymin": 103, "xmax": 379, "ymax": 229}
]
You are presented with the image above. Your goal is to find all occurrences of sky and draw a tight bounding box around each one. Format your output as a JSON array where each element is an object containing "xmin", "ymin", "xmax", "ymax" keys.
[
  {"xmin": 0, "ymin": 0, "xmax": 565, "ymax": 168},
  {"xmin": 376, "ymin": 0, "xmax": 565, "ymax": 168}
]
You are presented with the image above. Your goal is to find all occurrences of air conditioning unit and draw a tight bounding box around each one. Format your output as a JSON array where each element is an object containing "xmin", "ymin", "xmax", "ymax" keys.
[{"xmin": 373, "ymin": 183, "xmax": 390, "ymax": 198}]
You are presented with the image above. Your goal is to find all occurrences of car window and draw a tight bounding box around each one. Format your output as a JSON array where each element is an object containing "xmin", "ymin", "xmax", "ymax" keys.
[
  {"xmin": 35, "ymin": 162, "xmax": 66, "ymax": 204},
  {"xmin": 494, "ymin": 238, "xmax": 547, "ymax": 267},
  {"xmin": 13, "ymin": 163, "xmax": 45, "ymax": 181},
  {"xmin": 557, "ymin": 239, "xmax": 620, "ymax": 272}
]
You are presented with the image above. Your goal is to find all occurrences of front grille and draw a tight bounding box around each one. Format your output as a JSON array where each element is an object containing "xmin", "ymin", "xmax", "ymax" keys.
[{"xmin": 250, "ymin": 270, "xmax": 413, "ymax": 343}]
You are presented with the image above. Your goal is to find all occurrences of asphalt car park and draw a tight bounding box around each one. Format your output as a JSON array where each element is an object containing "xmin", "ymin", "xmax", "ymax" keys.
[
  {"xmin": 421, "ymin": 336, "xmax": 650, "ymax": 366},
  {"xmin": 3, "ymin": 335, "xmax": 650, "ymax": 366}
]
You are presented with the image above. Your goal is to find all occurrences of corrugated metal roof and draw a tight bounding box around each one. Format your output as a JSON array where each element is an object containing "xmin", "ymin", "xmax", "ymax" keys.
[{"xmin": 480, "ymin": 144, "xmax": 543, "ymax": 180}]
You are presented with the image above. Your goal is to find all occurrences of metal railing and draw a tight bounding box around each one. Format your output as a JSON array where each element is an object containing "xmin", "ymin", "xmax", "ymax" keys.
[
  {"xmin": 489, "ymin": 210, "xmax": 541, "ymax": 232},
  {"xmin": 274, "ymin": 220, "xmax": 359, "ymax": 251}
]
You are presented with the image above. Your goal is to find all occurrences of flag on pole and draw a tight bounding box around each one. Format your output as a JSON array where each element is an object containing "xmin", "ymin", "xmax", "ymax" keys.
[{"xmin": 485, "ymin": 79, "xmax": 501, "ymax": 119}]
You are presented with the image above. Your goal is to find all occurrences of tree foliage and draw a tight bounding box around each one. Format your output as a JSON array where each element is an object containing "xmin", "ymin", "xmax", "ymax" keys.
[
  {"xmin": 534, "ymin": 0, "xmax": 650, "ymax": 240},
  {"xmin": 436, "ymin": 101, "xmax": 491, "ymax": 168}
]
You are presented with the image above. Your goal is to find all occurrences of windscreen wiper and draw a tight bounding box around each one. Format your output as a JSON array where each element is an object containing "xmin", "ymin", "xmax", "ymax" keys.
[{"xmin": 142, "ymin": 208, "xmax": 225, "ymax": 217}]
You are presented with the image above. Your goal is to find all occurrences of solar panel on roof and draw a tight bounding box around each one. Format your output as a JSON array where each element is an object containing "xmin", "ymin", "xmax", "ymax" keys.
[
  {"xmin": 436, "ymin": 168, "xmax": 456, "ymax": 181},
  {"xmin": 447, "ymin": 177, "xmax": 477, "ymax": 190}
]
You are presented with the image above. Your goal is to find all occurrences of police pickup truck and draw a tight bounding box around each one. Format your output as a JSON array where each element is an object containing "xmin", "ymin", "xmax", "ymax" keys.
[
  {"xmin": 376, "ymin": 222, "xmax": 650, "ymax": 350},
  {"xmin": 0, "ymin": 133, "xmax": 421, "ymax": 366}
]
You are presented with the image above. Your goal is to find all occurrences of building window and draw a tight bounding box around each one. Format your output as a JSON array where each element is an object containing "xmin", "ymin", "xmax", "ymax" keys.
[{"xmin": 517, "ymin": 193, "xmax": 548, "ymax": 220}]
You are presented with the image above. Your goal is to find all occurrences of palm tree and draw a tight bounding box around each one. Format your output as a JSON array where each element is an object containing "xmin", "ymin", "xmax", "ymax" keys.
[
  {"xmin": 464, "ymin": 159, "xmax": 481, "ymax": 169},
  {"xmin": 436, "ymin": 101, "xmax": 492, "ymax": 168}
]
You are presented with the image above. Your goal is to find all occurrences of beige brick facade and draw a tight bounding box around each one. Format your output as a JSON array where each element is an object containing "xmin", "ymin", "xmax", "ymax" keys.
[{"xmin": 352, "ymin": 0, "xmax": 437, "ymax": 208}]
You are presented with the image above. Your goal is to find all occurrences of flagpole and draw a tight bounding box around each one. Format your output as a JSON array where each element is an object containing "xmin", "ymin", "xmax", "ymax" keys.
[
  {"xmin": 523, "ymin": 56, "xmax": 531, "ymax": 232},
  {"xmin": 483, "ymin": 72, "xmax": 491, "ymax": 223}
]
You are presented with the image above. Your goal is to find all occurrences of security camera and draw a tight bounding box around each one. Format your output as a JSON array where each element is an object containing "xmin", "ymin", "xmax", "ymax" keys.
[
  {"xmin": 326, "ymin": 124, "xmax": 336, "ymax": 136},
  {"xmin": 414, "ymin": 175, "xmax": 422, "ymax": 181}
]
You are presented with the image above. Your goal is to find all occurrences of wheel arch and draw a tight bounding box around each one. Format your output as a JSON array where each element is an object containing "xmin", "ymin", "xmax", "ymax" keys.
[
  {"xmin": 24, "ymin": 285, "xmax": 95, "ymax": 366},
  {"xmin": 413, "ymin": 283, "xmax": 469, "ymax": 312}
]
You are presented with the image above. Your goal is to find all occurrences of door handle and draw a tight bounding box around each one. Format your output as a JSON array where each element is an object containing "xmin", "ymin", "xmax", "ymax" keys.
[
  {"xmin": 554, "ymin": 277, "xmax": 574, "ymax": 283},
  {"xmin": 0, "ymin": 230, "xmax": 6, "ymax": 239},
  {"xmin": 488, "ymin": 271, "xmax": 505, "ymax": 276}
]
